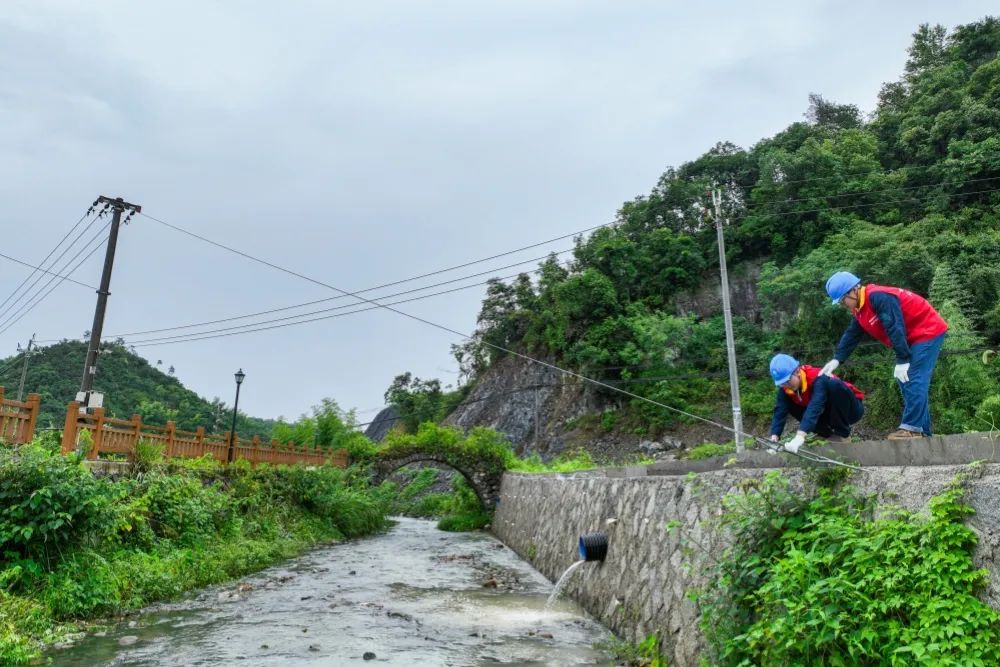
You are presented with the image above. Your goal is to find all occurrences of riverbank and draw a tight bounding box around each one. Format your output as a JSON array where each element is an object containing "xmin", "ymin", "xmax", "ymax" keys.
[{"xmin": 0, "ymin": 443, "xmax": 386, "ymax": 664}]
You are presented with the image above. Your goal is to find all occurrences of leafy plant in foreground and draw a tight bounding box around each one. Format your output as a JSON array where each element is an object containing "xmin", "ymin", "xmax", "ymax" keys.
[{"xmin": 695, "ymin": 471, "xmax": 1000, "ymax": 666}]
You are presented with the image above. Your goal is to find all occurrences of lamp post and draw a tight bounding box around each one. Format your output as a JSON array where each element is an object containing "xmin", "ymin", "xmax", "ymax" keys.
[{"xmin": 227, "ymin": 369, "xmax": 246, "ymax": 463}]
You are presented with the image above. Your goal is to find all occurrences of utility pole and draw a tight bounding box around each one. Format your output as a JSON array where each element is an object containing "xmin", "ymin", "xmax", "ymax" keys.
[
  {"xmin": 534, "ymin": 386, "xmax": 540, "ymax": 450},
  {"xmin": 16, "ymin": 334, "xmax": 35, "ymax": 401},
  {"xmin": 79, "ymin": 196, "xmax": 141, "ymax": 408},
  {"xmin": 712, "ymin": 188, "xmax": 744, "ymax": 453}
]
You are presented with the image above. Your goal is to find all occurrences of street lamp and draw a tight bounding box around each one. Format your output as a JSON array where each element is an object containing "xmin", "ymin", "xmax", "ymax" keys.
[{"xmin": 227, "ymin": 369, "xmax": 246, "ymax": 463}]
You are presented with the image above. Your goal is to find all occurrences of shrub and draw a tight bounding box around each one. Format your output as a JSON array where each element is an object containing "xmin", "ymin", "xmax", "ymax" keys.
[
  {"xmin": 696, "ymin": 473, "xmax": 1000, "ymax": 666},
  {"xmin": 975, "ymin": 394, "xmax": 1000, "ymax": 431},
  {"xmin": 0, "ymin": 446, "xmax": 116, "ymax": 564}
]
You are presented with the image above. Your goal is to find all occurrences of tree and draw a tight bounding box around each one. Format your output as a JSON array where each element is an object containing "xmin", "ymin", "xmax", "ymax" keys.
[
  {"xmin": 905, "ymin": 23, "xmax": 948, "ymax": 79},
  {"xmin": 384, "ymin": 373, "xmax": 446, "ymax": 433},
  {"xmin": 804, "ymin": 93, "xmax": 862, "ymax": 130}
]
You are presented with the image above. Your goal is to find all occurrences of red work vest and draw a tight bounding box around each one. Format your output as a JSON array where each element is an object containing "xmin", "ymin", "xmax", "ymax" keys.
[
  {"xmin": 853, "ymin": 285, "xmax": 948, "ymax": 348},
  {"xmin": 783, "ymin": 365, "xmax": 865, "ymax": 407}
]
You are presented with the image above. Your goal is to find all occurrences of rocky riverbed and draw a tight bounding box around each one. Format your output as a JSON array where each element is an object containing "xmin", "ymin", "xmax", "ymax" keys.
[{"xmin": 49, "ymin": 517, "xmax": 617, "ymax": 666}]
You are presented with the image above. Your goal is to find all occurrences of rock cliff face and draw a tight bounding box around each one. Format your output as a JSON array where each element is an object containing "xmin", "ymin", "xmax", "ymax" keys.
[
  {"xmin": 672, "ymin": 259, "xmax": 764, "ymax": 323},
  {"xmin": 443, "ymin": 354, "xmax": 604, "ymax": 458},
  {"xmin": 364, "ymin": 405, "xmax": 401, "ymax": 442}
]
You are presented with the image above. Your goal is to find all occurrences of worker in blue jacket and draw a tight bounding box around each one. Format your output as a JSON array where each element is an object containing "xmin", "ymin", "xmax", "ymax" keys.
[{"xmin": 820, "ymin": 272, "xmax": 948, "ymax": 439}]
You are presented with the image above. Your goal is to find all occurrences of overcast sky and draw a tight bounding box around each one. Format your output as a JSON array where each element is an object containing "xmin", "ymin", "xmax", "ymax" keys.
[{"xmin": 0, "ymin": 1, "xmax": 994, "ymax": 424}]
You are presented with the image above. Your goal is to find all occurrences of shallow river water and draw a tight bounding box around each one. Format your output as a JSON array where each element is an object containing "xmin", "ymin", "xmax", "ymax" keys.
[{"xmin": 51, "ymin": 518, "xmax": 617, "ymax": 666}]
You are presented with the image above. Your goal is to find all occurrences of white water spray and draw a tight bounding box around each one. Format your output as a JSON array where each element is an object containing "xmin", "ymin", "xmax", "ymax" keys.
[{"xmin": 545, "ymin": 559, "xmax": 587, "ymax": 609}]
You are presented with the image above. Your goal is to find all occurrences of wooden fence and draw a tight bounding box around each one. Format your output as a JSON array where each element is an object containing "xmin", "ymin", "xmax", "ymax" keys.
[
  {"xmin": 0, "ymin": 387, "xmax": 40, "ymax": 444},
  {"xmin": 60, "ymin": 401, "xmax": 348, "ymax": 468}
]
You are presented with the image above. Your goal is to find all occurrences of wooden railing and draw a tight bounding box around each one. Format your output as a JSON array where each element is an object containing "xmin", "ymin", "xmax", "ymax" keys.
[
  {"xmin": 60, "ymin": 402, "xmax": 348, "ymax": 468},
  {"xmin": 0, "ymin": 387, "xmax": 40, "ymax": 444}
]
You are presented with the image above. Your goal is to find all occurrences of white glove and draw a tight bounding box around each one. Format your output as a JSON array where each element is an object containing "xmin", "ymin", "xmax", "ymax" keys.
[
  {"xmin": 784, "ymin": 432, "xmax": 806, "ymax": 454},
  {"xmin": 819, "ymin": 359, "xmax": 840, "ymax": 376},
  {"xmin": 893, "ymin": 363, "xmax": 910, "ymax": 383}
]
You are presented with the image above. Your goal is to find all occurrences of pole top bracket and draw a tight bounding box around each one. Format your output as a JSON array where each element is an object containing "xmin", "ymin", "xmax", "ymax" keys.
[{"xmin": 96, "ymin": 195, "xmax": 142, "ymax": 214}]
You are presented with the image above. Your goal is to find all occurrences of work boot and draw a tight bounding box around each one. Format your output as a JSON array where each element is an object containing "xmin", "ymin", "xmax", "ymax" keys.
[
  {"xmin": 823, "ymin": 435, "xmax": 849, "ymax": 443},
  {"xmin": 886, "ymin": 429, "xmax": 924, "ymax": 440}
]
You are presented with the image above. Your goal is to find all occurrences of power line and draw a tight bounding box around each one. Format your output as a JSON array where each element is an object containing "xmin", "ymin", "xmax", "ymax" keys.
[
  {"xmin": 45, "ymin": 246, "xmax": 573, "ymax": 343},
  {"xmin": 125, "ymin": 258, "xmax": 573, "ymax": 347},
  {"xmin": 716, "ymin": 150, "xmax": 1000, "ymax": 189},
  {"xmin": 121, "ymin": 185, "xmax": 1000, "ymax": 349},
  {"xmin": 0, "ymin": 251, "xmax": 98, "ymax": 290},
  {"xmin": 0, "ymin": 348, "xmax": 27, "ymax": 378},
  {"xmin": 0, "ymin": 211, "xmax": 94, "ymax": 314},
  {"xmin": 739, "ymin": 174, "xmax": 1000, "ymax": 211},
  {"xmin": 0, "ymin": 226, "xmax": 111, "ymax": 337},
  {"xmin": 90, "ymin": 178, "xmax": 998, "ymax": 347},
  {"xmin": 0, "ymin": 216, "xmax": 106, "ymax": 327},
  {"xmin": 354, "ymin": 344, "xmax": 996, "ymax": 429}
]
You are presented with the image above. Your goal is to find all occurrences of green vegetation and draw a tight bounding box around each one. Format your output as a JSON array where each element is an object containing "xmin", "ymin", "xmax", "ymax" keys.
[
  {"xmin": 382, "ymin": 373, "xmax": 471, "ymax": 434},
  {"xmin": 367, "ymin": 424, "xmax": 626, "ymax": 531},
  {"xmin": 507, "ymin": 448, "xmax": 600, "ymax": 472},
  {"xmin": 375, "ymin": 423, "xmax": 514, "ymax": 475},
  {"xmin": 0, "ymin": 442, "xmax": 387, "ymax": 664},
  {"xmin": 692, "ymin": 471, "xmax": 1000, "ymax": 666},
  {"xmin": 681, "ymin": 442, "xmax": 737, "ymax": 461},
  {"xmin": 0, "ymin": 340, "xmax": 274, "ymax": 438},
  {"xmin": 598, "ymin": 632, "xmax": 670, "ymax": 667},
  {"xmin": 271, "ymin": 398, "xmax": 377, "ymax": 458},
  {"xmin": 431, "ymin": 18, "xmax": 1000, "ymax": 439}
]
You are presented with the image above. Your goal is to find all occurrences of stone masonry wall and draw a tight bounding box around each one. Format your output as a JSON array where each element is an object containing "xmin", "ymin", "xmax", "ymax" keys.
[{"xmin": 492, "ymin": 463, "xmax": 1000, "ymax": 667}]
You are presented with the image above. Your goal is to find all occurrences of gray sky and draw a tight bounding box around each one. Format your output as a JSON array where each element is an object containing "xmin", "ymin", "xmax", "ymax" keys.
[{"xmin": 0, "ymin": 1, "xmax": 994, "ymax": 424}]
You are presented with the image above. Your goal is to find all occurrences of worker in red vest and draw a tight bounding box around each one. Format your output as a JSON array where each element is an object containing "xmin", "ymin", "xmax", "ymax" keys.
[
  {"xmin": 768, "ymin": 353, "xmax": 866, "ymax": 453},
  {"xmin": 820, "ymin": 272, "xmax": 948, "ymax": 440}
]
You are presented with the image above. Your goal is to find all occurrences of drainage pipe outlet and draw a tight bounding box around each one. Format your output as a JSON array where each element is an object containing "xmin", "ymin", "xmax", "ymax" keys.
[{"xmin": 578, "ymin": 532, "xmax": 609, "ymax": 562}]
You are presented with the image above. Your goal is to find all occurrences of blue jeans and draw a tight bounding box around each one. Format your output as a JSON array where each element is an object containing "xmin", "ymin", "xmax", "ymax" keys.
[{"xmin": 899, "ymin": 333, "xmax": 946, "ymax": 435}]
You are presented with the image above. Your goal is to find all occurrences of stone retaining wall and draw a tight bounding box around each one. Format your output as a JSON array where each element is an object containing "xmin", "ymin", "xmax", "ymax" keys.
[{"xmin": 492, "ymin": 462, "xmax": 1000, "ymax": 666}]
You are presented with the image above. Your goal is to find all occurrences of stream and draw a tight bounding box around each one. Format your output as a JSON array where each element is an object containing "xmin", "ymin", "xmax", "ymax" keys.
[{"xmin": 50, "ymin": 517, "xmax": 617, "ymax": 666}]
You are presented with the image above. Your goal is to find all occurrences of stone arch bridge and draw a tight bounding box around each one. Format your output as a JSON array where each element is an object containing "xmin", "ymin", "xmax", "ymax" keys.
[{"xmin": 371, "ymin": 449, "xmax": 505, "ymax": 512}]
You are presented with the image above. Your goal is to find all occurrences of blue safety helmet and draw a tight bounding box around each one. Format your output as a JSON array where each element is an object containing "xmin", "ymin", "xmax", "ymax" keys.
[
  {"xmin": 825, "ymin": 271, "xmax": 861, "ymax": 305},
  {"xmin": 769, "ymin": 354, "xmax": 800, "ymax": 386}
]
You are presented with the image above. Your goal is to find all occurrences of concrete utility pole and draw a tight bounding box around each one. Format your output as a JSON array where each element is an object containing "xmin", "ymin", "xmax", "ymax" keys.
[
  {"xmin": 712, "ymin": 188, "xmax": 744, "ymax": 453},
  {"xmin": 79, "ymin": 196, "xmax": 141, "ymax": 407},
  {"xmin": 16, "ymin": 333, "xmax": 35, "ymax": 401}
]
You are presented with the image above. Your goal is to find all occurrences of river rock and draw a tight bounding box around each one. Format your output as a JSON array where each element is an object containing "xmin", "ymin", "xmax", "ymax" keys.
[
  {"xmin": 118, "ymin": 636, "xmax": 139, "ymax": 646},
  {"xmin": 363, "ymin": 651, "xmax": 376, "ymax": 660}
]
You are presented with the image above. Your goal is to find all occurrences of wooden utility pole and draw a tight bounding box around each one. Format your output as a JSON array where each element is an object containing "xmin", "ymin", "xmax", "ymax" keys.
[
  {"xmin": 79, "ymin": 196, "xmax": 141, "ymax": 407},
  {"xmin": 16, "ymin": 333, "xmax": 35, "ymax": 401}
]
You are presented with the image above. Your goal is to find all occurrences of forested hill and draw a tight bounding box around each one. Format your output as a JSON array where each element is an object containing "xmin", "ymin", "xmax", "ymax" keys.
[
  {"xmin": 0, "ymin": 340, "xmax": 274, "ymax": 437},
  {"xmin": 441, "ymin": 18, "xmax": 1000, "ymax": 445}
]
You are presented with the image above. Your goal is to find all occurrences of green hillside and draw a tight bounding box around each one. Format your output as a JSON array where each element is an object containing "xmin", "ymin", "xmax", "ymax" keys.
[
  {"xmin": 449, "ymin": 18, "xmax": 1000, "ymax": 437},
  {"xmin": 0, "ymin": 339, "xmax": 274, "ymax": 438}
]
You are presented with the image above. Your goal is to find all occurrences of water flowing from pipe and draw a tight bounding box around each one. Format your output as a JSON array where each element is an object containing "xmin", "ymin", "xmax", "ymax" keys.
[{"xmin": 546, "ymin": 559, "xmax": 587, "ymax": 609}]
